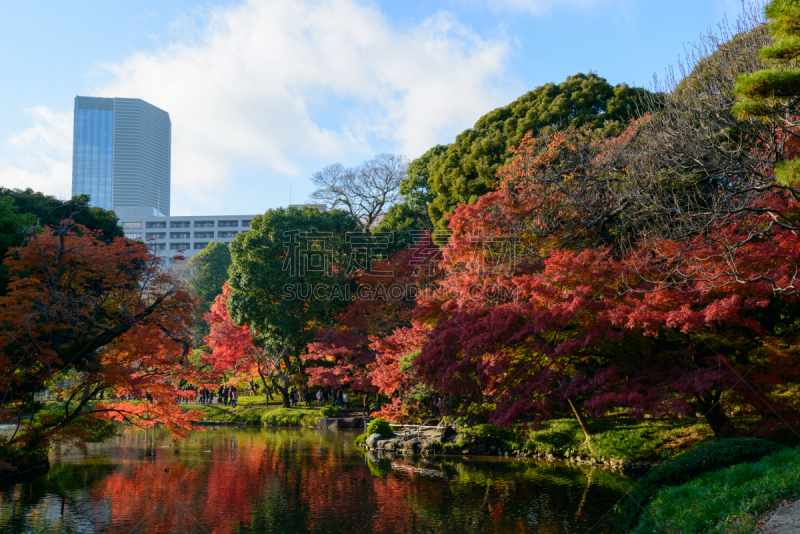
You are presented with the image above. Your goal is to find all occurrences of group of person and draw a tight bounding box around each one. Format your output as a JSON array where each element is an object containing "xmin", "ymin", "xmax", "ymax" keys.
[
  {"xmin": 196, "ymin": 385, "xmax": 238, "ymax": 406},
  {"xmin": 311, "ymin": 387, "xmax": 350, "ymax": 409},
  {"xmin": 284, "ymin": 387, "xmax": 349, "ymax": 409},
  {"xmin": 186, "ymin": 383, "xmax": 373, "ymax": 414},
  {"xmin": 282, "ymin": 386, "xmax": 376, "ymax": 414}
]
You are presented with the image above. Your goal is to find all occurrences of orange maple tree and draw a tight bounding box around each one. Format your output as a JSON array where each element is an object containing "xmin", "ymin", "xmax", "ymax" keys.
[{"xmin": 0, "ymin": 219, "xmax": 202, "ymax": 465}]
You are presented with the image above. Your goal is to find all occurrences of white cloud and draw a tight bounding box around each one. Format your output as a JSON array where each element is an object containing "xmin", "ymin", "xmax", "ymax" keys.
[
  {"xmin": 0, "ymin": 107, "xmax": 72, "ymax": 199},
  {"xmin": 0, "ymin": 0, "xmax": 515, "ymax": 215},
  {"xmin": 93, "ymin": 0, "xmax": 514, "ymax": 213},
  {"xmin": 465, "ymin": 0, "xmax": 609, "ymax": 16}
]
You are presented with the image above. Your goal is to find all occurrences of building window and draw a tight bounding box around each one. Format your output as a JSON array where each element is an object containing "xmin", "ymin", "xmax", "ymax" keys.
[
  {"xmin": 218, "ymin": 220, "xmax": 238, "ymax": 228},
  {"xmin": 149, "ymin": 243, "xmax": 166, "ymax": 251},
  {"xmin": 170, "ymin": 243, "xmax": 189, "ymax": 251},
  {"xmin": 170, "ymin": 232, "xmax": 190, "ymax": 239},
  {"xmin": 73, "ymin": 106, "xmax": 113, "ymax": 210},
  {"xmin": 146, "ymin": 232, "xmax": 166, "ymax": 240},
  {"xmin": 194, "ymin": 221, "xmax": 214, "ymax": 228},
  {"xmin": 122, "ymin": 222, "xmax": 142, "ymax": 229},
  {"xmin": 170, "ymin": 221, "xmax": 190, "ymax": 228},
  {"xmin": 194, "ymin": 242, "xmax": 209, "ymax": 250},
  {"xmin": 218, "ymin": 231, "xmax": 238, "ymax": 238},
  {"xmin": 242, "ymin": 220, "xmax": 251, "ymax": 228},
  {"xmin": 146, "ymin": 221, "xmax": 167, "ymax": 228},
  {"xmin": 124, "ymin": 232, "xmax": 142, "ymax": 240},
  {"xmin": 194, "ymin": 231, "xmax": 214, "ymax": 239}
]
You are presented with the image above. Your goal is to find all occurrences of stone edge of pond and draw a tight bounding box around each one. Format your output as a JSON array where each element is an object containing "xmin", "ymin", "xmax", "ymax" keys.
[{"xmin": 358, "ymin": 432, "xmax": 663, "ymax": 475}]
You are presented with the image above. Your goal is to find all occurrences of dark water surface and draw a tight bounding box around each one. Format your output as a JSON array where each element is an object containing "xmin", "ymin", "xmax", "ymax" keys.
[{"xmin": 0, "ymin": 426, "xmax": 632, "ymax": 533}]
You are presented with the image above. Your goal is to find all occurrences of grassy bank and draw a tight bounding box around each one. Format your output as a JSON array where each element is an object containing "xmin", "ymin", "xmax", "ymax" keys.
[
  {"xmin": 37, "ymin": 396, "xmax": 329, "ymax": 427},
  {"xmin": 633, "ymin": 446, "xmax": 800, "ymax": 534},
  {"xmin": 447, "ymin": 418, "xmax": 713, "ymax": 462},
  {"xmin": 181, "ymin": 403, "xmax": 326, "ymax": 426}
]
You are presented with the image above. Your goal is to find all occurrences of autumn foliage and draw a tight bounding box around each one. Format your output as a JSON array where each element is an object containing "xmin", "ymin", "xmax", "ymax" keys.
[
  {"xmin": 0, "ymin": 221, "xmax": 201, "ymax": 464},
  {"xmin": 367, "ymin": 118, "xmax": 800, "ymax": 439},
  {"xmin": 203, "ymin": 282, "xmax": 292, "ymax": 400}
]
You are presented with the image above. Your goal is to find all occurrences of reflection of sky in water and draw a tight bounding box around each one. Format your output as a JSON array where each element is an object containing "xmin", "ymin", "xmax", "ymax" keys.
[
  {"xmin": 0, "ymin": 426, "xmax": 633, "ymax": 534},
  {"xmin": 22, "ymin": 490, "xmax": 110, "ymax": 534}
]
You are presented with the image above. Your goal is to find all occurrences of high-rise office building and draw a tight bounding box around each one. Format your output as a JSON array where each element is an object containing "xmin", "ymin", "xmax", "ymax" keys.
[{"xmin": 72, "ymin": 96, "xmax": 171, "ymax": 215}]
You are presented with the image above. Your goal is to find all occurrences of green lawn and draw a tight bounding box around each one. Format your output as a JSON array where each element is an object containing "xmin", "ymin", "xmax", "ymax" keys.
[
  {"xmin": 448, "ymin": 418, "xmax": 714, "ymax": 461},
  {"xmin": 522, "ymin": 418, "xmax": 714, "ymax": 461},
  {"xmin": 633, "ymin": 446, "xmax": 800, "ymax": 534}
]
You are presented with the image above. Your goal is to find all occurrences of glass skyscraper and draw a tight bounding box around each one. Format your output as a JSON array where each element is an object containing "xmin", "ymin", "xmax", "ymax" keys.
[{"xmin": 72, "ymin": 96, "xmax": 171, "ymax": 215}]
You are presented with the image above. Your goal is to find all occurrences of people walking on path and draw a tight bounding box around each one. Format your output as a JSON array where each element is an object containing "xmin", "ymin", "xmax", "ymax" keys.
[
  {"xmin": 322, "ymin": 389, "xmax": 329, "ymax": 406},
  {"xmin": 363, "ymin": 394, "xmax": 370, "ymax": 416},
  {"xmin": 316, "ymin": 389, "xmax": 323, "ymax": 407},
  {"xmin": 305, "ymin": 390, "xmax": 312, "ymax": 407},
  {"xmin": 342, "ymin": 392, "xmax": 349, "ymax": 410},
  {"xmin": 231, "ymin": 388, "xmax": 238, "ymax": 407}
]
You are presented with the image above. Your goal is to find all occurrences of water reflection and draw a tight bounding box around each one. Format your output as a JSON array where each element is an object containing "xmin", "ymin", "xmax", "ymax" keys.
[{"xmin": 0, "ymin": 426, "xmax": 632, "ymax": 533}]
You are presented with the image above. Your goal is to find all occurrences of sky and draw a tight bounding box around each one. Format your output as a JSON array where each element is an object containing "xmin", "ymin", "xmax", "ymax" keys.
[{"xmin": 0, "ymin": 0, "xmax": 750, "ymax": 216}]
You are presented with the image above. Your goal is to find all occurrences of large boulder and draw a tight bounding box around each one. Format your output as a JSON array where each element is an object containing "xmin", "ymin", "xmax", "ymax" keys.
[{"xmin": 366, "ymin": 433, "xmax": 383, "ymax": 448}]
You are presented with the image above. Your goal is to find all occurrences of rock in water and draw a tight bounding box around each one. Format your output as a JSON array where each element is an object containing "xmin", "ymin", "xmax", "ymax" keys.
[{"xmin": 366, "ymin": 433, "xmax": 383, "ymax": 448}]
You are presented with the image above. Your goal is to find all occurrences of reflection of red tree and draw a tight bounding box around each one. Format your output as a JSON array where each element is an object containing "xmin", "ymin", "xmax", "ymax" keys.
[
  {"xmin": 294, "ymin": 442, "xmax": 414, "ymax": 531},
  {"xmin": 70, "ymin": 429, "xmax": 619, "ymax": 533},
  {"xmin": 91, "ymin": 438, "xmax": 270, "ymax": 534}
]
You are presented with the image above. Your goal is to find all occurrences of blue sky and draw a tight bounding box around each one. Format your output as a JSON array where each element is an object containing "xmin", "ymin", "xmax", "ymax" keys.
[{"xmin": 0, "ymin": 0, "xmax": 748, "ymax": 216}]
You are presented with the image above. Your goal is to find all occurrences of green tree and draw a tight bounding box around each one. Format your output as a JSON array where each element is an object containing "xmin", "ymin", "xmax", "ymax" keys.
[
  {"xmin": 227, "ymin": 206, "xmax": 360, "ymax": 406},
  {"xmin": 0, "ymin": 188, "xmax": 123, "ymax": 241},
  {"xmin": 733, "ymin": 0, "xmax": 800, "ymax": 186},
  {"xmin": 425, "ymin": 73, "xmax": 648, "ymax": 230},
  {"xmin": 188, "ymin": 241, "xmax": 232, "ymax": 310},
  {"xmin": 0, "ymin": 197, "xmax": 36, "ymax": 296}
]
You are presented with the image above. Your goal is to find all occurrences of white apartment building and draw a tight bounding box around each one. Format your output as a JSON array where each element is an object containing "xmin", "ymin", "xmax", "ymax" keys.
[{"xmin": 115, "ymin": 207, "xmax": 256, "ymax": 260}]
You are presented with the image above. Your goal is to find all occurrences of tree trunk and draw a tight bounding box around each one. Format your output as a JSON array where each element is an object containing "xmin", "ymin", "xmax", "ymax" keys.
[
  {"xmin": 696, "ymin": 392, "xmax": 739, "ymax": 438},
  {"xmin": 256, "ymin": 367, "xmax": 272, "ymax": 407},
  {"xmin": 567, "ymin": 396, "xmax": 595, "ymax": 455},
  {"xmin": 270, "ymin": 374, "xmax": 290, "ymax": 408}
]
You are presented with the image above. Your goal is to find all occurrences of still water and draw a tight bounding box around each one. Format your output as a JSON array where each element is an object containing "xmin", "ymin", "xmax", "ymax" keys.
[{"xmin": 0, "ymin": 426, "xmax": 632, "ymax": 533}]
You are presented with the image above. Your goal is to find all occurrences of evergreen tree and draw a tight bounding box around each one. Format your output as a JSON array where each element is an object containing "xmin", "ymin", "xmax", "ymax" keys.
[
  {"xmin": 733, "ymin": 0, "xmax": 800, "ymax": 185},
  {"xmin": 424, "ymin": 73, "xmax": 648, "ymax": 230},
  {"xmin": 188, "ymin": 241, "xmax": 232, "ymax": 311}
]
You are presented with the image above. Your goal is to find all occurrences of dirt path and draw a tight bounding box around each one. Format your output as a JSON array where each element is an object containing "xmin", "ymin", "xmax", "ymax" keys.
[{"xmin": 757, "ymin": 500, "xmax": 800, "ymax": 533}]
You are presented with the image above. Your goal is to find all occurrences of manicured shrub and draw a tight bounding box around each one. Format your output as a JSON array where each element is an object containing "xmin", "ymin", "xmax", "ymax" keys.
[
  {"xmin": 454, "ymin": 424, "xmax": 520, "ymax": 448},
  {"xmin": 354, "ymin": 433, "xmax": 368, "ymax": 445},
  {"xmin": 616, "ymin": 437, "xmax": 788, "ymax": 532},
  {"xmin": 366, "ymin": 417, "xmax": 393, "ymax": 437}
]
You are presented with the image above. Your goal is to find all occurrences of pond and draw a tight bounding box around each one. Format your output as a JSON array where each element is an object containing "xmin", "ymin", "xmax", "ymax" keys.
[{"xmin": 0, "ymin": 426, "xmax": 633, "ymax": 533}]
